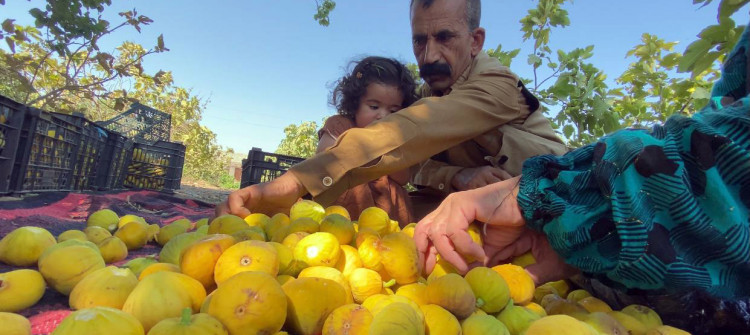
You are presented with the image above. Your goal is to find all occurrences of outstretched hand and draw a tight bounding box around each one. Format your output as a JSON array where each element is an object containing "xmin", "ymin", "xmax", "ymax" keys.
[
  {"xmin": 483, "ymin": 228, "xmax": 579, "ymax": 285},
  {"xmin": 214, "ymin": 172, "xmax": 306, "ymax": 219},
  {"xmin": 414, "ymin": 176, "xmax": 526, "ymax": 274}
]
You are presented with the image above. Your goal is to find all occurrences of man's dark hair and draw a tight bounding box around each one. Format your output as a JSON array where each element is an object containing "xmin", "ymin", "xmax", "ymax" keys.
[
  {"xmin": 330, "ymin": 56, "xmax": 419, "ymax": 120},
  {"xmin": 410, "ymin": 0, "xmax": 481, "ymax": 31}
]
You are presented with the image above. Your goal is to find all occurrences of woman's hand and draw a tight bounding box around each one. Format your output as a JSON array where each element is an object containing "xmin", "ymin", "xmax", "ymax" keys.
[{"xmin": 414, "ymin": 176, "xmax": 526, "ymax": 274}]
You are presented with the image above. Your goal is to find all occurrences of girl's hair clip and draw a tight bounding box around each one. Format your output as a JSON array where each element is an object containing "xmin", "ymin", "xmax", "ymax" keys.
[{"xmin": 356, "ymin": 71, "xmax": 363, "ymax": 79}]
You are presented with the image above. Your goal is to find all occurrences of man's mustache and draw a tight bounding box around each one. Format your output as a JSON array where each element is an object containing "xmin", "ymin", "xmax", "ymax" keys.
[{"xmin": 420, "ymin": 62, "xmax": 452, "ymax": 78}]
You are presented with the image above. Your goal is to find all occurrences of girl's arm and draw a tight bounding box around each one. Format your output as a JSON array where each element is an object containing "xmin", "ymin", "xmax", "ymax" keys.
[{"xmin": 316, "ymin": 132, "xmax": 337, "ymax": 154}]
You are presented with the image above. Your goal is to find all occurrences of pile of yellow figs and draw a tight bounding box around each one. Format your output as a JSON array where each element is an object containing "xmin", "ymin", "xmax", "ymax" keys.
[{"xmin": 0, "ymin": 200, "xmax": 692, "ymax": 335}]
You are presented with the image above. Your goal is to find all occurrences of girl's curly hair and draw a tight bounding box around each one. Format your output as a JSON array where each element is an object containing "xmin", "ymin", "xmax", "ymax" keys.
[{"xmin": 330, "ymin": 56, "xmax": 419, "ymax": 120}]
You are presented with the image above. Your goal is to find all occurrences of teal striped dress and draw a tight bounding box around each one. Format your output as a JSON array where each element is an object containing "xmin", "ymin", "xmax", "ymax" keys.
[{"xmin": 518, "ymin": 24, "xmax": 750, "ymax": 299}]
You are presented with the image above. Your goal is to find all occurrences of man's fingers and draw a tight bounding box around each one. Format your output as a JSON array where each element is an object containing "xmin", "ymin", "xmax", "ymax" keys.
[
  {"xmin": 214, "ymin": 201, "xmax": 229, "ymax": 218},
  {"xmin": 227, "ymin": 189, "xmax": 252, "ymax": 218},
  {"xmin": 413, "ymin": 222, "xmax": 431, "ymax": 270},
  {"xmin": 424, "ymin": 245, "xmax": 438, "ymax": 275}
]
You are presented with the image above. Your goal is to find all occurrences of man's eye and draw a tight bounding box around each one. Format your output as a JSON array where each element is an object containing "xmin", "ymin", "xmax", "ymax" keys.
[{"xmin": 413, "ymin": 37, "xmax": 426, "ymax": 46}]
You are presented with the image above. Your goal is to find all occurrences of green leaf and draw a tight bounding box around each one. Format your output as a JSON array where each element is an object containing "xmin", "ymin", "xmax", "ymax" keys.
[
  {"xmin": 719, "ymin": 0, "xmax": 750, "ymax": 20},
  {"xmin": 528, "ymin": 54, "xmax": 542, "ymax": 67},
  {"xmin": 563, "ymin": 125, "xmax": 575, "ymax": 139},
  {"xmin": 691, "ymin": 87, "xmax": 711, "ymax": 100},
  {"xmin": 1, "ymin": 19, "xmax": 14, "ymax": 34},
  {"xmin": 698, "ymin": 20, "xmax": 734, "ymax": 43},
  {"xmin": 157, "ymin": 34, "xmax": 165, "ymax": 51},
  {"xmin": 678, "ymin": 39, "xmax": 712, "ymax": 73},
  {"xmin": 5, "ymin": 36, "xmax": 15, "ymax": 53}
]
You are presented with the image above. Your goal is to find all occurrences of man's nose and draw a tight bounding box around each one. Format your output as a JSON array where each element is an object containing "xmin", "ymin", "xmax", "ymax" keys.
[{"xmin": 423, "ymin": 38, "xmax": 441, "ymax": 64}]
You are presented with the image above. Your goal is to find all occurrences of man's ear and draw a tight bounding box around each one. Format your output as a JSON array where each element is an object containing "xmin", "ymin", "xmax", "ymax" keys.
[{"xmin": 470, "ymin": 27, "xmax": 486, "ymax": 57}]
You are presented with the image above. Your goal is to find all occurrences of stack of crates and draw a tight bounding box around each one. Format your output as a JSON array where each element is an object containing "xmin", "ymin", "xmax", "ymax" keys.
[
  {"xmin": 0, "ymin": 94, "xmax": 186, "ymax": 195},
  {"xmin": 98, "ymin": 103, "xmax": 184, "ymax": 193},
  {"xmin": 0, "ymin": 96, "xmax": 26, "ymax": 194},
  {"xmin": 240, "ymin": 147, "xmax": 305, "ymax": 188}
]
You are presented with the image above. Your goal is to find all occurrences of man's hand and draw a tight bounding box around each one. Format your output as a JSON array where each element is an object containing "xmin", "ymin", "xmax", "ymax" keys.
[
  {"xmin": 451, "ymin": 166, "xmax": 512, "ymax": 191},
  {"xmin": 484, "ymin": 228, "xmax": 579, "ymax": 285},
  {"xmin": 415, "ymin": 176, "xmax": 525, "ymax": 275},
  {"xmin": 214, "ymin": 172, "xmax": 307, "ymax": 218}
]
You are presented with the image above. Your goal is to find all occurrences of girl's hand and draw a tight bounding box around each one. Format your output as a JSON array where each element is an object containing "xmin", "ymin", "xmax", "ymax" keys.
[{"xmin": 414, "ymin": 176, "xmax": 526, "ymax": 274}]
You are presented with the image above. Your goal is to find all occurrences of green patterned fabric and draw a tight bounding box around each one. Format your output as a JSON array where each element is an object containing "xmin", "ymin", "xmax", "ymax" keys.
[{"xmin": 518, "ymin": 24, "xmax": 750, "ymax": 299}]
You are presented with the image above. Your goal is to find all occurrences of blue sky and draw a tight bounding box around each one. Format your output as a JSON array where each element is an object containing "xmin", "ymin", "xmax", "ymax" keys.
[{"xmin": 3, "ymin": 1, "xmax": 747, "ymax": 159}]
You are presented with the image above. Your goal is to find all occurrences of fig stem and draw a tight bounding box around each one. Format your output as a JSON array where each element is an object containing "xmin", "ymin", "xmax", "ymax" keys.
[
  {"xmin": 476, "ymin": 298, "xmax": 485, "ymax": 308},
  {"xmin": 180, "ymin": 307, "xmax": 192, "ymax": 326},
  {"xmin": 383, "ymin": 279, "xmax": 396, "ymax": 288}
]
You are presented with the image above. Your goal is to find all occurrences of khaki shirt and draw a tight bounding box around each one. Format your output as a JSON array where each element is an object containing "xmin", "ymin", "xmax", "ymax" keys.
[
  {"xmin": 290, "ymin": 51, "xmax": 566, "ymax": 205},
  {"xmin": 412, "ymin": 53, "xmax": 568, "ymax": 194}
]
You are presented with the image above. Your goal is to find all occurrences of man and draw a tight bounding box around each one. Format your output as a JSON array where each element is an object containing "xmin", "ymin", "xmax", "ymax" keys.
[{"xmin": 217, "ymin": 0, "xmax": 566, "ymax": 220}]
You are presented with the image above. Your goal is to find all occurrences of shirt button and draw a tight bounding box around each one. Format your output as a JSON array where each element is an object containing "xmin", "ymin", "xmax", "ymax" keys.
[
  {"xmin": 438, "ymin": 183, "xmax": 445, "ymax": 190},
  {"xmin": 322, "ymin": 176, "xmax": 333, "ymax": 187}
]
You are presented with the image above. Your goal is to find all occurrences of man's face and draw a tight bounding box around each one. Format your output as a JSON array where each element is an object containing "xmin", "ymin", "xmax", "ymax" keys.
[{"xmin": 411, "ymin": 0, "xmax": 484, "ymax": 93}]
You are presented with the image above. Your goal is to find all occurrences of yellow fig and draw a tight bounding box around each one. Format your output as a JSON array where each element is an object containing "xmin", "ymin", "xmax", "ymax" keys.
[
  {"xmin": 156, "ymin": 223, "xmax": 187, "ymax": 246},
  {"xmin": 395, "ymin": 282, "xmax": 428, "ymax": 306},
  {"xmin": 230, "ymin": 227, "xmax": 266, "ymax": 242},
  {"xmin": 357, "ymin": 235, "xmax": 383, "ymax": 272},
  {"xmin": 288, "ymin": 217, "xmax": 320, "ymax": 235},
  {"xmin": 511, "ymin": 251, "xmax": 536, "ymax": 268},
  {"xmin": 122, "ymin": 271, "xmax": 206, "ymax": 331},
  {"xmin": 268, "ymin": 242, "xmax": 295, "ymax": 276},
  {"xmin": 159, "ymin": 232, "xmax": 203, "ymax": 265},
  {"xmin": 322, "ymin": 304, "xmax": 372, "ymax": 335},
  {"xmin": 298, "ymin": 266, "xmax": 353, "ymax": 304},
  {"xmin": 0, "ymin": 226, "xmax": 56, "ymax": 266},
  {"xmin": 379, "ymin": 232, "xmax": 420, "ymax": 285},
  {"xmin": 325, "ymin": 205, "xmax": 351, "ymax": 220},
  {"xmin": 369, "ymin": 302, "xmax": 425, "ymax": 335},
  {"xmin": 290, "ymin": 199, "xmax": 326, "ymax": 223},
  {"xmin": 621, "ymin": 304, "xmax": 663, "ymax": 330},
  {"xmin": 607, "ymin": 311, "xmax": 648, "ymax": 335},
  {"xmin": 148, "ymin": 308, "xmax": 228, "ymax": 335},
  {"xmin": 97, "ymin": 236, "xmax": 128, "ymax": 263},
  {"xmin": 69, "ymin": 266, "xmax": 138, "ymax": 310},
  {"xmin": 52, "ymin": 306, "xmax": 144, "ymax": 335},
  {"xmin": 282, "ymin": 277, "xmax": 348, "ymax": 335},
  {"xmin": 425, "ymin": 273, "xmax": 476, "ymax": 320},
  {"xmin": 83, "ymin": 226, "xmax": 112, "ymax": 244},
  {"xmin": 349, "ymin": 268, "xmax": 385, "ymax": 304},
  {"xmin": 86, "ymin": 209, "xmax": 120, "ymax": 232},
  {"xmin": 114, "ymin": 221, "xmax": 149, "ymax": 250},
  {"xmin": 121, "ymin": 255, "xmax": 158, "ymax": 277},
  {"xmin": 461, "ymin": 314, "xmax": 509, "ymax": 335},
  {"xmin": 524, "ymin": 315, "xmax": 598, "ymax": 335},
  {"xmin": 179, "ymin": 234, "xmax": 236, "ymax": 290},
  {"xmin": 294, "ymin": 232, "xmax": 341, "ymax": 267},
  {"xmin": 138, "ymin": 262, "xmax": 180, "ymax": 280},
  {"xmin": 267, "ymin": 213, "xmax": 291, "ymax": 243},
  {"xmin": 57, "ymin": 230, "xmax": 87, "ymax": 242},
  {"xmin": 0, "ymin": 269, "xmax": 46, "ymax": 312},
  {"xmin": 583, "ymin": 312, "xmax": 629, "ymax": 335},
  {"xmin": 0, "ymin": 312, "xmax": 31, "ymax": 335},
  {"xmin": 282, "ymin": 231, "xmax": 309, "ymax": 250},
  {"xmin": 462, "ymin": 223, "xmax": 483, "ymax": 263},
  {"xmin": 214, "ymin": 240, "xmax": 278, "ymax": 284},
  {"xmin": 496, "ymin": 301, "xmax": 541, "ymax": 335},
  {"xmin": 491, "ymin": 264, "xmax": 535, "ymax": 305},
  {"xmin": 357, "ymin": 207, "xmax": 390, "ymax": 235},
  {"xmin": 545, "ymin": 299, "xmax": 589, "ymax": 320},
  {"xmin": 118, "ymin": 214, "xmax": 147, "ymax": 229},
  {"xmin": 38, "ymin": 239, "xmax": 105, "ymax": 295},
  {"xmin": 334, "ymin": 244, "xmax": 362, "ymax": 279},
  {"xmin": 207, "ymin": 272, "xmax": 286, "ymax": 335},
  {"xmin": 566, "ymin": 289, "xmax": 592, "ymax": 303},
  {"xmin": 523, "ymin": 302, "xmax": 547, "ymax": 317},
  {"xmin": 646, "ymin": 325, "xmax": 691, "ymax": 335},
  {"xmin": 465, "ymin": 266, "xmax": 511, "ymax": 314},
  {"xmin": 420, "ymin": 304, "xmax": 461, "ymax": 335},
  {"xmin": 320, "ymin": 214, "xmax": 355, "ymax": 246},
  {"xmin": 207, "ymin": 215, "xmax": 248, "ymax": 235},
  {"xmin": 578, "ymin": 296, "xmax": 613, "ymax": 313},
  {"xmin": 401, "ymin": 223, "xmax": 416, "ymax": 238},
  {"xmin": 243, "ymin": 213, "xmax": 271, "ymax": 230}
]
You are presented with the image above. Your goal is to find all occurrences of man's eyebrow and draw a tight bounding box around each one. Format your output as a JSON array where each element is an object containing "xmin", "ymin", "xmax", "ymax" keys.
[
  {"xmin": 434, "ymin": 29, "xmax": 457, "ymax": 37},
  {"xmin": 412, "ymin": 33, "xmax": 427, "ymax": 39}
]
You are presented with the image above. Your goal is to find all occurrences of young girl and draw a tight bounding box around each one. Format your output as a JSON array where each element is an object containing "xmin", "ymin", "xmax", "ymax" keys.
[{"xmin": 317, "ymin": 56, "xmax": 419, "ymax": 225}]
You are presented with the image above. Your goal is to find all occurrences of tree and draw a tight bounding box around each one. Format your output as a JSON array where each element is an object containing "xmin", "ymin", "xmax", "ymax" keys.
[
  {"xmin": 0, "ymin": 1, "xmax": 235, "ymax": 187},
  {"xmin": 275, "ymin": 120, "xmax": 321, "ymax": 159}
]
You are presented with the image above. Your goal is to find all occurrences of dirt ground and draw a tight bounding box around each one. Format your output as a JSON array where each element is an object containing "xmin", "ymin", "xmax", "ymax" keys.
[{"xmin": 173, "ymin": 180, "xmax": 234, "ymax": 205}]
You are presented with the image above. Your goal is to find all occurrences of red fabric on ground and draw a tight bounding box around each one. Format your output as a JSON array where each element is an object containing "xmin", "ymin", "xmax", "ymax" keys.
[{"xmin": 0, "ymin": 190, "xmax": 216, "ymax": 335}]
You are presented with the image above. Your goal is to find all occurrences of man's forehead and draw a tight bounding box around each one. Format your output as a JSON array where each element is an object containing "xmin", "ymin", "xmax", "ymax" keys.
[{"xmin": 410, "ymin": 0, "xmax": 467, "ymax": 31}]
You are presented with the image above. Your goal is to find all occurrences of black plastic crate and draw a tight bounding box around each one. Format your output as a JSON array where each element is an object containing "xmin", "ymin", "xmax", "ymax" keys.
[
  {"xmin": 97, "ymin": 103, "xmax": 171, "ymax": 144},
  {"xmin": 96, "ymin": 131, "xmax": 132, "ymax": 191},
  {"xmin": 123, "ymin": 140, "xmax": 185, "ymax": 193},
  {"xmin": 71, "ymin": 120, "xmax": 110, "ymax": 191},
  {"xmin": 240, "ymin": 147, "xmax": 305, "ymax": 188},
  {"xmin": 11, "ymin": 108, "xmax": 83, "ymax": 193},
  {"xmin": 0, "ymin": 96, "xmax": 26, "ymax": 194}
]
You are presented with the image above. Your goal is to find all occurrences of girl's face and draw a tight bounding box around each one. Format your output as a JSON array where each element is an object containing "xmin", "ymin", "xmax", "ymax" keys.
[{"xmin": 354, "ymin": 82, "xmax": 404, "ymax": 128}]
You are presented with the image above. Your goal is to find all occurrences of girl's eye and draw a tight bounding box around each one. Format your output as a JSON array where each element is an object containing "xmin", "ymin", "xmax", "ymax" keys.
[{"xmin": 369, "ymin": 105, "xmax": 379, "ymax": 110}]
